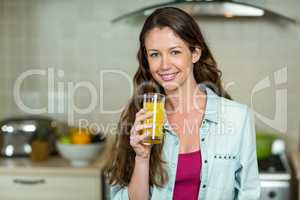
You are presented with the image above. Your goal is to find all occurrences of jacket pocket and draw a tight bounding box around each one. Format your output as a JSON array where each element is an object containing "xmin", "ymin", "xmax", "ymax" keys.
[
  {"xmin": 205, "ymin": 186, "xmax": 235, "ymax": 200},
  {"xmin": 207, "ymin": 154, "xmax": 239, "ymax": 191}
]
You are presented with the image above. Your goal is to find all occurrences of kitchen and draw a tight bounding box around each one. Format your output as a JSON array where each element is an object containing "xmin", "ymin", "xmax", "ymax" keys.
[{"xmin": 0, "ymin": 0, "xmax": 300, "ymax": 200}]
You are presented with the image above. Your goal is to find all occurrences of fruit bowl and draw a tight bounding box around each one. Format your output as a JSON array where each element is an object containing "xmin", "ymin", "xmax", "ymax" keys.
[{"xmin": 56, "ymin": 142, "xmax": 104, "ymax": 167}]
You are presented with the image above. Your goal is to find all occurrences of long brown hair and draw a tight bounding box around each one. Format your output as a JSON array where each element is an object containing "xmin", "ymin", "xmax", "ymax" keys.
[{"xmin": 105, "ymin": 7, "xmax": 231, "ymax": 188}]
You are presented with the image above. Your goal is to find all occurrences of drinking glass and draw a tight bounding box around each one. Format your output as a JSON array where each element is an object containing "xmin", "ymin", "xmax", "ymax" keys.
[{"xmin": 142, "ymin": 93, "xmax": 165, "ymax": 145}]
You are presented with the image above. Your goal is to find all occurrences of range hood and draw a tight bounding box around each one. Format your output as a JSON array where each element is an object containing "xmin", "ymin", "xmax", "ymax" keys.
[{"xmin": 112, "ymin": 0, "xmax": 296, "ymax": 23}]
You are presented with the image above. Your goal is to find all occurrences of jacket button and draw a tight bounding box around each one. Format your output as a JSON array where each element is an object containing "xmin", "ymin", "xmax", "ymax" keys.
[
  {"xmin": 202, "ymin": 185, "xmax": 206, "ymax": 188},
  {"xmin": 204, "ymin": 160, "xmax": 208, "ymax": 163},
  {"xmin": 201, "ymin": 138, "xmax": 205, "ymax": 142}
]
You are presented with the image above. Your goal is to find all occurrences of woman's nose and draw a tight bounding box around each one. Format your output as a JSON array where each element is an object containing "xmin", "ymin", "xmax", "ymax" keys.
[{"xmin": 160, "ymin": 55, "xmax": 171, "ymax": 70}]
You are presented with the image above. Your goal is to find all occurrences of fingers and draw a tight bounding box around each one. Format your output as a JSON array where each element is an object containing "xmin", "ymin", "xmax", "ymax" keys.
[
  {"xmin": 130, "ymin": 109, "xmax": 153, "ymax": 135},
  {"xmin": 129, "ymin": 133, "xmax": 150, "ymax": 146},
  {"xmin": 130, "ymin": 110, "xmax": 154, "ymax": 158},
  {"xmin": 130, "ymin": 140, "xmax": 152, "ymax": 159},
  {"xmin": 131, "ymin": 123, "xmax": 152, "ymax": 135},
  {"xmin": 135, "ymin": 111, "xmax": 153, "ymax": 124},
  {"xmin": 135, "ymin": 108, "xmax": 146, "ymax": 116}
]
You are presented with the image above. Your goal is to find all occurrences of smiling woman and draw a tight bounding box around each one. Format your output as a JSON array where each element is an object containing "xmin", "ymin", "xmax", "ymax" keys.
[{"xmin": 105, "ymin": 7, "xmax": 260, "ymax": 200}]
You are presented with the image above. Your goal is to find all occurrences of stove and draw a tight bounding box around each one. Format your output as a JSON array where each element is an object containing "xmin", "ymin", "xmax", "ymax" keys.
[{"xmin": 258, "ymin": 154, "xmax": 291, "ymax": 200}]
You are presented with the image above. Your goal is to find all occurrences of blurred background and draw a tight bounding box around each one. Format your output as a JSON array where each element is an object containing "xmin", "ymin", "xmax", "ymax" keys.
[{"xmin": 0, "ymin": 0, "xmax": 300, "ymax": 199}]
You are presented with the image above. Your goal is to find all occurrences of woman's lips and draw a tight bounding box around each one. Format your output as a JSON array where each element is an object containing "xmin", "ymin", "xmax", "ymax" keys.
[{"xmin": 159, "ymin": 72, "xmax": 179, "ymax": 81}]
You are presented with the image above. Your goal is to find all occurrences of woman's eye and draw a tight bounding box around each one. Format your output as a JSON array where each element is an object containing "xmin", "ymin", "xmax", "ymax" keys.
[
  {"xmin": 149, "ymin": 53, "xmax": 159, "ymax": 58},
  {"xmin": 171, "ymin": 50, "xmax": 180, "ymax": 55}
]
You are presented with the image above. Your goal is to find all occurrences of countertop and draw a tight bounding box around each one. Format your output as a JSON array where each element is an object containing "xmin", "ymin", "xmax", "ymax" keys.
[
  {"xmin": 0, "ymin": 138, "xmax": 114, "ymax": 178},
  {"xmin": 0, "ymin": 137, "xmax": 112, "ymax": 177},
  {"xmin": 0, "ymin": 155, "xmax": 106, "ymax": 176}
]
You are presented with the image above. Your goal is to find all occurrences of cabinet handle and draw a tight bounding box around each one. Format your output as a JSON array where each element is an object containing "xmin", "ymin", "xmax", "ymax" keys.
[{"xmin": 13, "ymin": 179, "xmax": 46, "ymax": 185}]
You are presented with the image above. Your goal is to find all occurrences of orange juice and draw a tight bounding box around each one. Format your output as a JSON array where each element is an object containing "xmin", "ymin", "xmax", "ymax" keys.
[{"xmin": 142, "ymin": 100, "xmax": 165, "ymax": 144}]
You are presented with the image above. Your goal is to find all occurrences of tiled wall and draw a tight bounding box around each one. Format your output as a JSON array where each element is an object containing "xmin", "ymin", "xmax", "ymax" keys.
[{"xmin": 0, "ymin": 0, "xmax": 299, "ymax": 152}]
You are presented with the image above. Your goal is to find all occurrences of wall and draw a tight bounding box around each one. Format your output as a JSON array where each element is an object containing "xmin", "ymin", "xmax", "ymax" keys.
[{"xmin": 0, "ymin": 0, "xmax": 299, "ymax": 152}]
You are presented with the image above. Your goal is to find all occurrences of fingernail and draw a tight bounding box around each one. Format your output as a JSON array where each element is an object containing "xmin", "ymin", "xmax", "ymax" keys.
[{"xmin": 145, "ymin": 124, "xmax": 152, "ymax": 128}]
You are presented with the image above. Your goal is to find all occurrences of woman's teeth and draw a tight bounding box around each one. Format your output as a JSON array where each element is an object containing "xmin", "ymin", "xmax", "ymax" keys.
[{"xmin": 160, "ymin": 72, "xmax": 178, "ymax": 81}]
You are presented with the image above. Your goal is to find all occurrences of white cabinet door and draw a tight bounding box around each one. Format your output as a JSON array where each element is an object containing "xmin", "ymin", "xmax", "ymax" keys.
[{"xmin": 0, "ymin": 174, "xmax": 101, "ymax": 200}]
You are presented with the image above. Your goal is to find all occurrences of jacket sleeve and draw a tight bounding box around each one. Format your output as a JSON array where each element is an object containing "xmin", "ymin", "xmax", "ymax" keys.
[
  {"xmin": 236, "ymin": 107, "xmax": 261, "ymax": 200},
  {"xmin": 110, "ymin": 185, "xmax": 129, "ymax": 200}
]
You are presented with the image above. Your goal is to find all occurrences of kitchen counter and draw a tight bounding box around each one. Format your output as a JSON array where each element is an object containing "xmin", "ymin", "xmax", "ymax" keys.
[
  {"xmin": 0, "ymin": 155, "xmax": 106, "ymax": 176},
  {"xmin": 0, "ymin": 139, "xmax": 112, "ymax": 177}
]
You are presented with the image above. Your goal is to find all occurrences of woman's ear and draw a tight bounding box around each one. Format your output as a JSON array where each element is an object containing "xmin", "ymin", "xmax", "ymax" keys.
[{"xmin": 192, "ymin": 47, "xmax": 201, "ymax": 64}]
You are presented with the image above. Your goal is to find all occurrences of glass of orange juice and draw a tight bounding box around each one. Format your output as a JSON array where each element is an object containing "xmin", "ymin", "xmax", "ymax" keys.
[{"xmin": 142, "ymin": 93, "xmax": 165, "ymax": 145}]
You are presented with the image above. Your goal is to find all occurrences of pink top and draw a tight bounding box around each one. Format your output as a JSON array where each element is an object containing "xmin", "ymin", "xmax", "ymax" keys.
[{"xmin": 173, "ymin": 150, "xmax": 202, "ymax": 200}]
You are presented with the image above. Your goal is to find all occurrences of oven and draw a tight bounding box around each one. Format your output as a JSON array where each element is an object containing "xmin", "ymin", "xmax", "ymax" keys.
[{"xmin": 258, "ymin": 154, "xmax": 291, "ymax": 200}]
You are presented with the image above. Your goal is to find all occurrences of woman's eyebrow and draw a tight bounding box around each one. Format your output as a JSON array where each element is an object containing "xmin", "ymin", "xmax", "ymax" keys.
[
  {"xmin": 169, "ymin": 46, "xmax": 182, "ymax": 50},
  {"xmin": 147, "ymin": 46, "xmax": 182, "ymax": 52},
  {"xmin": 147, "ymin": 49, "xmax": 158, "ymax": 52}
]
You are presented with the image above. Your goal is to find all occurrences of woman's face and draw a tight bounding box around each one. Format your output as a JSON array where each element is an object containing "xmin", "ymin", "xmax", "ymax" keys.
[{"xmin": 144, "ymin": 27, "xmax": 201, "ymax": 92}]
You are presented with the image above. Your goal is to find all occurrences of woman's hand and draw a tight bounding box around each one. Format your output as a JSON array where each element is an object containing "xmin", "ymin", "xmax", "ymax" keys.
[{"xmin": 130, "ymin": 109, "xmax": 153, "ymax": 159}]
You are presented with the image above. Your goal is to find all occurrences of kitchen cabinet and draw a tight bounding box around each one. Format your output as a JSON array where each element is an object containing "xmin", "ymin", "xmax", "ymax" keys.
[{"xmin": 0, "ymin": 156, "xmax": 105, "ymax": 200}]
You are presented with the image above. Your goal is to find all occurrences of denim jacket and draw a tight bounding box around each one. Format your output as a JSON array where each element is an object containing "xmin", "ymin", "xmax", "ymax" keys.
[{"xmin": 111, "ymin": 84, "xmax": 261, "ymax": 200}]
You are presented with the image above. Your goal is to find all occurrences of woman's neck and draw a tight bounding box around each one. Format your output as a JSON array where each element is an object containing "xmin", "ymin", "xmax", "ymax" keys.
[{"xmin": 165, "ymin": 79, "xmax": 206, "ymax": 114}]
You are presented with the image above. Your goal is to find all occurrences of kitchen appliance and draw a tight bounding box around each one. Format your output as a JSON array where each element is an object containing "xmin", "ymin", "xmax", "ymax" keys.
[
  {"xmin": 0, "ymin": 116, "xmax": 57, "ymax": 157},
  {"xmin": 112, "ymin": 0, "xmax": 296, "ymax": 23},
  {"xmin": 258, "ymin": 154, "xmax": 291, "ymax": 200}
]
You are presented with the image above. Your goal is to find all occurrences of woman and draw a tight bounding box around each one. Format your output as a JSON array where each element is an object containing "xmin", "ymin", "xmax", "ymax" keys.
[{"xmin": 106, "ymin": 7, "xmax": 260, "ymax": 200}]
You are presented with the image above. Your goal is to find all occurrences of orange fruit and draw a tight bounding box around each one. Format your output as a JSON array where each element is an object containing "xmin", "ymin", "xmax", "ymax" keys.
[{"xmin": 71, "ymin": 129, "xmax": 91, "ymax": 144}]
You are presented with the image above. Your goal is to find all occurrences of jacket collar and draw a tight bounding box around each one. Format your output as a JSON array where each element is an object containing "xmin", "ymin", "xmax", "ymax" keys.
[{"xmin": 199, "ymin": 83, "xmax": 220, "ymax": 124}]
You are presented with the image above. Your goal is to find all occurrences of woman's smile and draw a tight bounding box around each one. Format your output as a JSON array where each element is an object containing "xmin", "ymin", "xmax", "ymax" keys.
[{"xmin": 159, "ymin": 71, "xmax": 180, "ymax": 82}]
